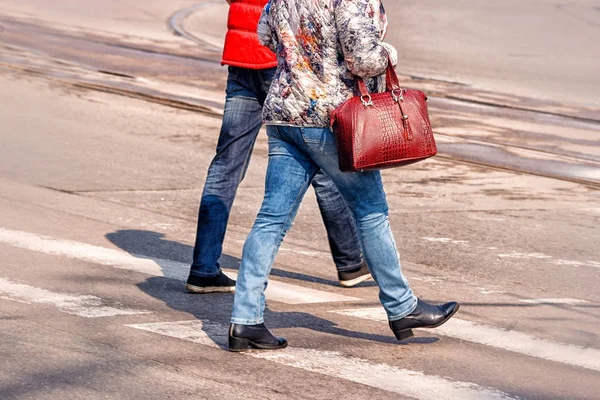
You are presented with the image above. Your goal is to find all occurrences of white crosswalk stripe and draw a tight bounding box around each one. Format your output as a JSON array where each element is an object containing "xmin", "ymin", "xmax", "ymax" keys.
[
  {"xmin": 127, "ymin": 319, "xmax": 519, "ymax": 400},
  {"xmin": 518, "ymin": 298, "xmax": 589, "ymax": 305},
  {"xmin": 0, "ymin": 277, "xmax": 150, "ymax": 317},
  {"xmin": 0, "ymin": 227, "xmax": 360, "ymax": 304},
  {"xmin": 332, "ymin": 307, "xmax": 600, "ymax": 372},
  {"xmin": 3, "ymin": 226, "xmax": 598, "ymax": 380}
]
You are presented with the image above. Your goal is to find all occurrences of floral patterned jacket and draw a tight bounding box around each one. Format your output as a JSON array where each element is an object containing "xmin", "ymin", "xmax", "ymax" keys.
[{"xmin": 258, "ymin": 0, "xmax": 397, "ymax": 127}]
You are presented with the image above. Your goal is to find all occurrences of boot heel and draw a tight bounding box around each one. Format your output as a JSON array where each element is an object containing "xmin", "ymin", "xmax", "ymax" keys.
[
  {"xmin": 228, "ymin": 336, "xmax": 251, "ymax": 352},
  {"xmin": 393, "ymin": 329, "xmax": 414, "ymax": 341}
]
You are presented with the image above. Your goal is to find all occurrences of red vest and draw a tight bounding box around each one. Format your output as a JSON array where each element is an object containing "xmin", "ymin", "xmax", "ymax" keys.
[{"xmin": 221, "ymin": 0, "xmax": 277, "ymax": 69}]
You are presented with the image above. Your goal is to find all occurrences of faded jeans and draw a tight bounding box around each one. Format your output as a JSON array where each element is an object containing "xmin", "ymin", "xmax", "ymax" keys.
[
  {"xmin": 231, "ymin": 125, "xmax": 417, "ymax": 324},
  {"xmin": 190, "ymin": 67, "xmax": 363, "ymax": 277}
]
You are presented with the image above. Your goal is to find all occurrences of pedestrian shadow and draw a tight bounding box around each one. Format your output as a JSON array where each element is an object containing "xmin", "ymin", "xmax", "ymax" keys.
[
  {"xmin": 135, "ymin": 275, "xmax": 438, "ymax": 349},
  {"xmin": 104, "ymin": 229, "xmax": 599, "ymax": 349},
  {"xmin": 106, "ymin": 228, "xmax": 438, "ymax": 347},
  {"xmin": 105, "ymin": 229, "xmax": 376, "ymax": 288}
]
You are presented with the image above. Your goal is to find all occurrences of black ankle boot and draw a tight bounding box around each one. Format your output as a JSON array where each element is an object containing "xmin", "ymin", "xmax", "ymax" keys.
[
  {"xmin": 389, "ymin": 299, "xmax": 459, "ymax": 341},
  {"xmin": 228, "ymin": 323, "xmax": 288, "ymax": 352}
]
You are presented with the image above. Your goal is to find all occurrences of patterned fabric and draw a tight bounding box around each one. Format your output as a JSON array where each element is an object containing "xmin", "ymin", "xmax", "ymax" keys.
[{"xmin": 258, "ymin": 0, "xmax": 398, "ymax": 127}]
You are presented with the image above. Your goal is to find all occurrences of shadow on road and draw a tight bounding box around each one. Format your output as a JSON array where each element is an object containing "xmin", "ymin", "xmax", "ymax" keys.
[
  {"xmin": 135, "ymin": 275, "xmax": 438, "ymax": 348},
  {"xmin": 105, "ymin": 229, "xmax": 437, "ymax": 347},
  {"xmin": 105, "ymin": 229, "xmax": 600, "ymax": 349},
  {"xmin": 105, "ymin": 229, "xmax": 377, "ymax": 287}
]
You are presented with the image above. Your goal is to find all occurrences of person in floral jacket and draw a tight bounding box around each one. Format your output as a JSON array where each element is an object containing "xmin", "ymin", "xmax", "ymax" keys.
[
  {"xmin": 258, "ymin": 0, "xmax": 397, "ymax": 126},
  {"xmin": 228, "ymin": 0, "xmax": 459, "ymax": 352}
]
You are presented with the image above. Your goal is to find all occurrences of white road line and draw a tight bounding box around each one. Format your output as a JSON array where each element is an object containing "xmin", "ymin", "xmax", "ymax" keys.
[
  {"xmin": 0, "ymin": 278, "xmax": 150, "ymax": 317},
  {"xmin": 498, "ymin": 251, "xmax": 600, "ymax": 269},
  {"xmin": 468, "ymin": 215, "xmax": 505, "ymax": 222},
  {"xmin": 331, "ymin": 308, "xmax": 600, "ymax": 372},
  {"xmin": 0, "ymin": 227, "xmax": 360, "ymax": 304},
  {"xmin": 497, "ymin": 252, "xmax": 552, "ymax": 259},
  {"xmin": 422, "ymin": 237, "xmax": 469, "ymax": 245},
  {"xmin": 127, "ymin": 320, "xmax": 518, "ymax": 400},
  {"xmin": 519, "ymin": 298, "xmax": 589, "ymax": 305},
  {"xmin": 582, "ymin": 207, "xmax": 600, "ymax": 214},
  {"xmin": 548, "ymin": 259, "xmax": 600, "ymax": 268},
  {"xmin": 480, "ymin": 289, "xmax": 506, "ymax": 295}
]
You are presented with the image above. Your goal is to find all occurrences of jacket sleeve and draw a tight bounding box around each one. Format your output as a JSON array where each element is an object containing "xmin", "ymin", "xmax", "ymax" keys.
[
  {"xmin": 257, "ymin": 3, "xmax": 278, "ymax": 52},
  {"xmin": 335, "ymin": 0, "xmax": 397, "ymax": 78}
]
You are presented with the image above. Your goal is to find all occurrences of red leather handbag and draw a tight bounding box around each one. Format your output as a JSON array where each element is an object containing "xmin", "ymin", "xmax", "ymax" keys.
[{"xmin": 330, "ymin": 59, "xmax": 437, "ymax": 172}]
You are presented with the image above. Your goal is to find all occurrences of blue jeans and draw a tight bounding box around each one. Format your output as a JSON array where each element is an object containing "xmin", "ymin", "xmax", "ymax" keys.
[
  {"xmin": 231, "ymin": 126, "xmax": 418, "ymax": 324},
  {"xmin": 190, "ymin": 66, "xmax": 363, "ymax": 277}
]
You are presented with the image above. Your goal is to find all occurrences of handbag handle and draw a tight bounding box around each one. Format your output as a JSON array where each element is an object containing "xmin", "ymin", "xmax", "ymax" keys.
[{"xmin": 357, "ymin": 55, "xmax": 401, "ymax": 96}]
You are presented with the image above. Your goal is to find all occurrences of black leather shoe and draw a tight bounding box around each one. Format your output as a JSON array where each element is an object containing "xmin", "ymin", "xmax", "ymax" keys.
[
  {"xmin": 228, "ymin": 323, "xmax": 288, "ymax": 352},
  {"xmin": 185, "ymin": 271, "xmax": 236, "ymax": 294},
  {"xmin": 338, "ymin": 261, "xmax": 373, "ymax": 287},
  {"xmin": 389, "ymin": 299, "xmax": 459, "ymax": 341}
]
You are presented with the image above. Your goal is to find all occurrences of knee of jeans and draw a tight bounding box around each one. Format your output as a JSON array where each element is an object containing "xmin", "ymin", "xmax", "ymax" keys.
[
  {"xmin": 203, "ymin": 168, "xmax": 242, "ymax": 193},
  {"xmin": 207, "ymin": 155, "xmax": 245, "ymax": 177},
  {"xmin": 253, "ymin": 210, "xmax": 297, "ymax": 242},
  {"xmin": 356, "ymin": 212, "xmax": 388, "ymax": 231},
  {"xmin": 254, "ymin": 212, "xmax": 291, "ymax": 232}
]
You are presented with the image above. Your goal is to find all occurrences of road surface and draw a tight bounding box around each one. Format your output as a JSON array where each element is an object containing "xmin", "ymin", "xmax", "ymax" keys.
[{"xmin": 0, "ymin": 1, "xmax": 599, "ymax": 399}]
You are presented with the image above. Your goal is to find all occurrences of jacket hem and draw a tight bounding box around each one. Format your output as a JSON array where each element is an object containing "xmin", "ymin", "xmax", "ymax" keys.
[
  {"xmin": 221, "ymin": 60, "xmax": 278, "ymax": 70},
  {"xmin": 263, "ymin": 121, "xmax": 328, "ymax": 128}
]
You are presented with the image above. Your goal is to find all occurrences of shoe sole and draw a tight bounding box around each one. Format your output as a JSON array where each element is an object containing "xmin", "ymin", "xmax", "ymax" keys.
[
  {"xmin": 393, "ymin": 329, "xmax": 415, "ymax": 341},
  {"xmin": 392, "ymin": 303, "xmax": 460, "ymax": 341},
  {"xmin": 185, "ymin": 284, "xmax": 235, "ymax": 294},
  {"xmin": 339, "ymin": 273, "xmax": 373, "ymax": 288},
  {"xmin": 228, "ymin": 337, "xmax": 288, "ymax": 352}
]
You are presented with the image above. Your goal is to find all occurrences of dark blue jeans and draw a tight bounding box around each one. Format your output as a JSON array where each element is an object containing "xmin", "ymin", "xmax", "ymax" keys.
[{"xmin": 190, "ymin": 66, "xmax": 363, "ymax": 277}]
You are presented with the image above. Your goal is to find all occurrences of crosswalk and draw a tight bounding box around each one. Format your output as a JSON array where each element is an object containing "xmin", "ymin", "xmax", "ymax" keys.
[
  {"xmin": 127, "ymin": 320, "xmax": 518, "ymax": 400},
  {"xmin": 0, "ymin": 227, "xmax": 359, "ymax": 305},
  {"xmin": 332, "ymin": 308, "xmax": 600, "ymax": 372},
  {"xmin": 1, "ymin": 226, "xmax": 598, "ymax": 399},
  {"xmin": 0, "ymin": 277, "xmax": 150, "ymax": 318}
]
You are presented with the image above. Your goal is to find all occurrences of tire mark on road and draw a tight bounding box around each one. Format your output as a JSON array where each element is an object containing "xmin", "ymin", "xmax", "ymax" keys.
[{"xmin": 167, "ymin": 1, "xmax": 222, "ymax": 51}]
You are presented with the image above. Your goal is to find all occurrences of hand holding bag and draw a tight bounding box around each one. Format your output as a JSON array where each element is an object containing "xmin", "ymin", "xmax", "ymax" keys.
[{"xmin": 330, "ymin": 58, "xmax": 437, "ymax": 172}]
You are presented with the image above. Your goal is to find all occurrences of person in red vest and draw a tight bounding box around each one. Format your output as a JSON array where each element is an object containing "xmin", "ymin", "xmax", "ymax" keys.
[{"xmin": 185, "ymin": 0, "xmax": 370, "ymax": 293}]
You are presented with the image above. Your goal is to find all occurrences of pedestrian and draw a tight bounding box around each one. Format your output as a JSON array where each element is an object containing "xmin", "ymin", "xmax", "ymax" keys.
[
  {"xmin": 185, "ymin": 0, "xmax": 372, "ymax": 294},
  {"xmin": 228, "ymin": 0, "xmax": 459, "ymax": 351}
]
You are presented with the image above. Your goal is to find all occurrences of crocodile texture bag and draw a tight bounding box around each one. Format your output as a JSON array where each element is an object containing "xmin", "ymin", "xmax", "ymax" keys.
[{"xmin": 330, "ymin": 59, "xmax": 437, "ymax": 172}]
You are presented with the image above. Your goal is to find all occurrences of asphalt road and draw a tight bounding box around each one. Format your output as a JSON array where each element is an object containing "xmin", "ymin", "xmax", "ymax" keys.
[
  {"xmin": 0, "ymin": 1, "xmax": 599, "ymax": 399},
  {"xmin": 183, "ymin": 0, "xmax": 600, "ymax": 108}
]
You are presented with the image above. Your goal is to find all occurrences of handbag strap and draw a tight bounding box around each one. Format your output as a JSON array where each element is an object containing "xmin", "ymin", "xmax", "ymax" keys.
[
  {"xmin": 357, "ymin": 77, "xmax": 370, "ymax": 96},
  {"xmin": 385, "ymin": 55, "xmax": 401, "ymax": 91},
  {"xmin": 357, "ymin": 55, "xmax": 401, "ymax": 96}
]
